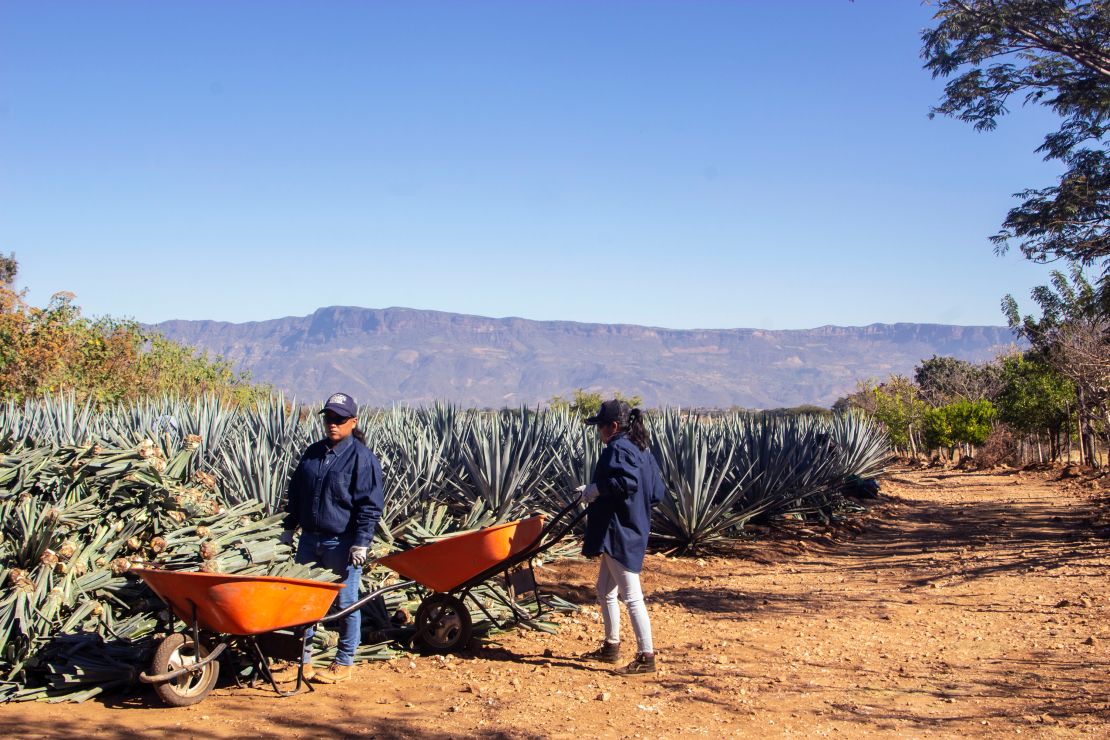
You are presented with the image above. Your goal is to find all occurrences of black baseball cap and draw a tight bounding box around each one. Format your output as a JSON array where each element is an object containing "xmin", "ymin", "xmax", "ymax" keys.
[
  {"xmin": 320, "ymin": 392, "xmax": 358, "ymax": 418},
  {"xmin": 584, "ymin": 399, "xmax": 630, "ymax": 426}
]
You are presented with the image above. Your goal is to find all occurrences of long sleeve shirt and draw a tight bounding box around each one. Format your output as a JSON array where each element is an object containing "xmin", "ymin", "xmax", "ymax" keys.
[
  {"xmin": 282, "ymin": 435, "xmax": 385, "ymax": 548},
  {"xmin": 581, "ymin": 433, "xmax": 666, "ymax": 573}
]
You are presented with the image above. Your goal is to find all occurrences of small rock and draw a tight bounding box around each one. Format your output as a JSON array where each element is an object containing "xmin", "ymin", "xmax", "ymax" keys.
[
  {"xmin": 1083, "ymin": 636, "xmax": 1097, "ymax": 646},
  {"xmin": 1055, "ymin": 599, "xmax": 1071, "ymax": 608},
  {"xmin": 597, "ymin": 692, "xmax": 611, "ymax": 702},
  {"xmin": 543, "ymin": 648, "xmax": 554, "ymax": 658}
]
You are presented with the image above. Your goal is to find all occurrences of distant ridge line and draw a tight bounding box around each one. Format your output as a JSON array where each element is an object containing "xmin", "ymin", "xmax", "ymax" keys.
[{"xmin": 152, "ymin": 306, "xmax": 1020, "ymax": 409}]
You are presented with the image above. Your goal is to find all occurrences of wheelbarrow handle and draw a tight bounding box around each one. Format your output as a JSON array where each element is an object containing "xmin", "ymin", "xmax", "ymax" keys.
[
  {"xmin": 522, "ymin": 493, "xmax": 590, "ymax": 559},
  {"xmin": 319, "ymin": 578, "xmax": 417, "ymax": 625}
]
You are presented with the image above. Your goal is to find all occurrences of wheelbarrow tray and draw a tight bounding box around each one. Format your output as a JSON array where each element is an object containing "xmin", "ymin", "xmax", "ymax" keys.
[
  {"xmin": 376, "ymin": 515, "xmax": 545, "ymax": 593},
  {"xmin": 134, "ymin": 569, "xmax": 345, "ymax": 635}
]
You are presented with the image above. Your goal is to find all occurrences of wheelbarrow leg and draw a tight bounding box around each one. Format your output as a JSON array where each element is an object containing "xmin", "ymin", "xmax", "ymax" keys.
[
  {"xmin": 465, "ymin": 586, "xmax": 533, "ymax": 630},
  {"xmin": 468, "ymin": 580, "xmax": 552, "ymax": 636},
  {"xmin": 464, "ymin": 589, "xmax": 510, "ymax": 631},
  {"xmin": 247, "ymin": 634, "xmax": 314, "ymax": 697},
  {"xmin": 514, "ymin": 560, "xmax": 549, "ymax": 620}
]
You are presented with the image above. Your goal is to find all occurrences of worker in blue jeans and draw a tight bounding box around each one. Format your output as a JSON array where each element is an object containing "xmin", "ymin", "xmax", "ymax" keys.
[{"xmin": 277, "ymin": 392, "xmax": 384, "ymax": 683}]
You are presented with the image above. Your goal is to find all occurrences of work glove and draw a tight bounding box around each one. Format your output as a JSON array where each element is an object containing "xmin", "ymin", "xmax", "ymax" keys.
[
  {"xmin": 575, "ymin": 483, "xmax": 600, "ymax": 504},
  {"xmin": 349, "ymin": 546, "xmax": 369, "ymax": 567},
  {"xmin": 278, "ymin": 529, "xmax": 296, "ymax": 546}
]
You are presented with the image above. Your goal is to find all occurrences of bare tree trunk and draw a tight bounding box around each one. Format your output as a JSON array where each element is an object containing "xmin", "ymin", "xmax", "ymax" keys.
[
  {"xmin": 1078, "ymin": 387, "xmax": 1096, "ymax": 467},
  {"xmin": 1066, "ymin": 403, "xmax": 1074, "ymax": 464}
]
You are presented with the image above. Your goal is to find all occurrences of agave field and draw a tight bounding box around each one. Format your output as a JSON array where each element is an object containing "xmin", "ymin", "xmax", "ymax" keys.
[{"xmin": 0, "ymin": 394, "xmax": 888, "ymax": 702}]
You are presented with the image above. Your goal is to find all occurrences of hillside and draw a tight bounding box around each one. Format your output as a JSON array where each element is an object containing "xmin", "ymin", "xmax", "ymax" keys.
[{"xmin": 153, "ymin": 307, "xmax": 1019, "ymax": 408}]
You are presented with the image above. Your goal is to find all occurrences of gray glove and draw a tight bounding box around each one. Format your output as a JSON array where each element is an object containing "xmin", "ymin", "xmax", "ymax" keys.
[
  {"xmin": 576, "ymin": 483, "xmax": 600, "ymax": 504},
  {"xmin": 278, "ymin": 529, "xmax": 296, "ymax": 546},
  {"xmin": 349, "ymin": 546, "xmax": 368, "ymax": 567}
]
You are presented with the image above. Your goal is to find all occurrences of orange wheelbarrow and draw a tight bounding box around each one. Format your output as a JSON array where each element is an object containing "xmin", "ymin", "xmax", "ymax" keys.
[
  {"xmin": 134, "ymin": 498, "xmax": 584, "ymax": 706},
  {"xmin": 372, "ymin": 497, "xmax": 586, "ymax": 652},
  {"xmin": 133, "ymin": 569, "xmax": 355, "ymax": 706},
  {"xmin": 377, "ymin": 497, "xmax": 584, "ymax": 654}
]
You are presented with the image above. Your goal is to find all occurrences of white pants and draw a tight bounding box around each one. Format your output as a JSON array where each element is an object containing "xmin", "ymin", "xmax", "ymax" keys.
[{"xmin": 596, "ymin": 553, "xmax": 654, "ymax": 653}]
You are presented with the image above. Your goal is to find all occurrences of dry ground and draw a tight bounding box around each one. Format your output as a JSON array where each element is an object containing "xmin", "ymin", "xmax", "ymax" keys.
[{"xmin": 3, "ymin": 466, "xmax": 1110, "ymax": 738}]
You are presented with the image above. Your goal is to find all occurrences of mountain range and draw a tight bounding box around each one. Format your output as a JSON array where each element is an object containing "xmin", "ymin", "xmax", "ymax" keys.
[{"xmin": 153, "ymin": 306, "xmax": 1020, "ymax": 409}]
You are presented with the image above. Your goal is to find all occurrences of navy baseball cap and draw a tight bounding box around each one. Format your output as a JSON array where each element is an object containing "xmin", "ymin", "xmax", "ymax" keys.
[
  {"xmin": 584, "ymin": 399, "xmax": 630, "ymax": 426},
  {"xmin": 320, "ymin": 392, "xmax": 357, "ymax": 418}
]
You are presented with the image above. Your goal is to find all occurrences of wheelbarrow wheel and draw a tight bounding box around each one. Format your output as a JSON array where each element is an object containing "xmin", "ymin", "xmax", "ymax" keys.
[
  {"xmin": 414, "ymin": 594, "xmax": 472, "ymax": 653},
  {"xmin": 149, "ymin": 633, "xmax": 220, "ymax": 707}
]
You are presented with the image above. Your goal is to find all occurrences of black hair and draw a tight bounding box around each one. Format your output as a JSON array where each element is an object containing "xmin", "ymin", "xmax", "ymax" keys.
[
  {"xmin": 625, "ymin": 407, "xmax": 650, "ymax": 451},
  {"xmin": 352, "ymin": 426, "xmax": 368, "ymax": 446}
]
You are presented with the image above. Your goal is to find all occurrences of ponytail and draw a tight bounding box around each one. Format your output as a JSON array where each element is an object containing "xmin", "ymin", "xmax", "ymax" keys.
[
  {"xmin": 626, "ymin": 407, "xmax": 650, "ymax": 450},
  {"xmin": 352, "ymin": 426, "xmax": 368, "ymax": 446}
]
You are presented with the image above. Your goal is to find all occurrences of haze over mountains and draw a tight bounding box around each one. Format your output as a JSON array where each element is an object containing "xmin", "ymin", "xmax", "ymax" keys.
[{"xmin": 153, "ymin": 307, "xmax": 1020, "ymax": 409}]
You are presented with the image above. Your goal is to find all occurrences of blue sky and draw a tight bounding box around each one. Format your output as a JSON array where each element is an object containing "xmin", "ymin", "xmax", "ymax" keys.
[{"xmin": 0, "ymin": 1, "xmax": 1068, "ymax": 330}]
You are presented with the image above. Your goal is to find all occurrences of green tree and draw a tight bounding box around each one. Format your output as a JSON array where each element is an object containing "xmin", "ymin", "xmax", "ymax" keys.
[
  {"xmin": 950, "ymin": 398, "xmax": 997, "ymax": 447},
  {"xmin": 548, "ymin": 388, "xmax": 644, "ymax": 417},
  {"xmin": 851, "ymin": 376, "xmax": 926, "ymax": 456},
  {"xmin": 762, "ymin": 404, "xmax": 834, "ymax": 418},
  {"xmin": 922, "ymin": 399, "xmax": 997, "ymax": 455},
  {"xmin": 0, "ymin": 257, "xmax": 267, "ymax": 405},
  {"xmin": 922, "ymin": 405, "xmax": 956, "ymax": 451},
  {"xmin": 923, "ymin": 0, "xmax": 1110, "ymax": 266},
  {"xmin": 0, "ymin": 252, "xmax": 16, "ymax": 287},
  {"xmin": 995, "ymin": 352, "xmax": 1075, "ymax": 459},
  {"xmin": 914, "ymin": 354, "xmax": 1002, "ymax": 404},
  {"xmin": 1004, "ymin": 262, "xmax": 1109, "ymax": 464}
]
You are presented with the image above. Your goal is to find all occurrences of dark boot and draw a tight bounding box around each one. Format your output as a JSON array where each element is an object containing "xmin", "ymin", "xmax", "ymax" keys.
[
  {"xmin": 617, "ymin": 652, "xmax": 656, "ymax": 675},
  {"xmin": 580, "ymin": 640, "xmax": 621, "ymax": 663}
]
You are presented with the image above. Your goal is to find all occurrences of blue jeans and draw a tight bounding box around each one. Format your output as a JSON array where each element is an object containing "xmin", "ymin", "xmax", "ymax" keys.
[{"xmin": 296, "ymin": 532, "xmax": 362, "ymax": 666}]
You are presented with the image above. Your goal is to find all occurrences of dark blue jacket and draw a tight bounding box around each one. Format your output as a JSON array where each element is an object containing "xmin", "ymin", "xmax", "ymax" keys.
[
  {"xmin": 282, "ymin": 435, "xmax": 385, "ymax": 548},
  {"xmin": 582, "ymin": 433, "xmax": 665, "ymax": 573}
]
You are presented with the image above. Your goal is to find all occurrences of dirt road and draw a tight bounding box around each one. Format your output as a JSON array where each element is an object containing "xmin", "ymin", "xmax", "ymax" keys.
[{"xmin": 3, "ymin": 467, "xmax": 1109, "ymax": 738}]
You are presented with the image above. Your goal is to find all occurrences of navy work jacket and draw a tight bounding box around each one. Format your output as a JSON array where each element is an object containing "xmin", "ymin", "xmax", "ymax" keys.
[
  {"xmin": 582, "ymin": 433, "xmax": 666, "ymax": 573},
  {"xmin": 282, "ymin": 435, "xmax": 385, "ymax": 548}
]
